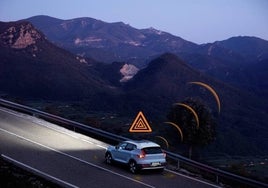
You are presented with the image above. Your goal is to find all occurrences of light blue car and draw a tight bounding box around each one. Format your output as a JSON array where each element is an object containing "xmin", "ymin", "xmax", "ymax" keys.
[{"xmin": 105, "ymin": 140, "xmax": 167, "ymax": 173}]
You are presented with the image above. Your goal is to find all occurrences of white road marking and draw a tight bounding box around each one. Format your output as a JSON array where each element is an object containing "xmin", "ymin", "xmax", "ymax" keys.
[
  {"xmin": 0, "ymin": 127, "xmax": 155, "ymax": 188},
  {"xmin": 1, "ymin": 154, "xmax": 79, "ymax": 188},
  {"xmin": 96, "ymin": 144, "xmax": 106, "ymax": 149}
]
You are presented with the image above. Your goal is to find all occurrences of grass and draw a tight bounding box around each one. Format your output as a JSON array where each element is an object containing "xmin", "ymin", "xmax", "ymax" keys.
[{"xmin": 205, "ymin": 155, "xmax": 268, "ymax": 183}]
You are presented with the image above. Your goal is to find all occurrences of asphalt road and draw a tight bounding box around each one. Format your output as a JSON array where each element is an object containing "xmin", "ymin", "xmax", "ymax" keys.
[{"xmin": 0, "ymin": 107, "xmax": 220, "ymax": 188}]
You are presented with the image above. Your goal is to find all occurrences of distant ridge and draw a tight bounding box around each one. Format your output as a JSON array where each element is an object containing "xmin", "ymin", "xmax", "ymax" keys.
[{"xmin": 26, "ymin": 15, "xmax": 197, "ymax": 65}]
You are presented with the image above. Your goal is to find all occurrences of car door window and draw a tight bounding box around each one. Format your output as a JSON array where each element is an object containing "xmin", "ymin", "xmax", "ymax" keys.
[
  {"xmin": 125, "ymin": 143, "xmax": 136, "ymax": 151},
  {"xmin": 118, "ymin": 142, "xmax": 127, "ymax": 150}
]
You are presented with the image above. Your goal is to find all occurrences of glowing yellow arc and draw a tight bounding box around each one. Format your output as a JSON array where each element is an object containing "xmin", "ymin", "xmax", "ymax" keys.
[
  {"xmin": 155, "ymin": 136, "xmax": 169, "ymax": 149},
  {"xmin": 174, "ymin": 103, "xmax": 200, "ymax": 129},
  {"xmin": 189, "ymin": 81, "xmax": 221, "ymax": 113},
  {"xmin": 164, "ymin": 122, "xmax": 183, "ymax": 142}
]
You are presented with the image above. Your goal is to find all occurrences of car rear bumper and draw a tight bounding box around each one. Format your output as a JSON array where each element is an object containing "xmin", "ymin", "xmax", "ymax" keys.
[{"xmin": 138, "ymin": 162, "xmax": 166, "ymax": 170}]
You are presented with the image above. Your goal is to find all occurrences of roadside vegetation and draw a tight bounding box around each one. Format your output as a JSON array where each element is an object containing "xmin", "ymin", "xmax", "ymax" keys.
[{"xmin": 0, "ymin": 157, "xmax": 60, "ymax": 188}]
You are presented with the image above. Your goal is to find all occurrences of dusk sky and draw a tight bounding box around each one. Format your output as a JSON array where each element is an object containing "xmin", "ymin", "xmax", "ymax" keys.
[{"xmin": 0, "ymin": 0, "xmax": 267, "ymax": 44}]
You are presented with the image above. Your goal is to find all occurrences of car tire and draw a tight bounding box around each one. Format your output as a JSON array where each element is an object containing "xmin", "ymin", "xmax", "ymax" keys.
[
  {"xmin": 105, "ymin": 152, "xmax": 113, "ymax": 164},
  {"xmin": 159, "ymin": 168, "xmax": 165, "ymax": 173},
  {"xmin": 129, "ymin": 160, "xmax": 138, "ymax": 174}
]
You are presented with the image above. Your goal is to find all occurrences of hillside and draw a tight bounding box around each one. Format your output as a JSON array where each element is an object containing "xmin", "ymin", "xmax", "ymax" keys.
[
  {"xmin": 181, "ymin": 37, "xmax": 268, "ymax": 97},
  {"xmin": 218, "ymin": 36, "xmax": 268, "ymax": 62},
  {"xmin": 0, "ymin": 21, "xmax": 119, "ymax": 101}
]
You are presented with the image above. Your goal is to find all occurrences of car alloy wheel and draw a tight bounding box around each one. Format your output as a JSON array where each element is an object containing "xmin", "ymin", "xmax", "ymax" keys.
[
  {"xmin": 105, "ymin": 153, "xmax": 112, "ymax": 164},
  {"xmin": 129, "ymin": 160, "xmax": 138, "ymax": 174}
]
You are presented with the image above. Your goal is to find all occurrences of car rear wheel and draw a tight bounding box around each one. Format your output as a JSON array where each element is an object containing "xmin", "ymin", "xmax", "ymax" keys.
[
  {"xmin": 129, "ymin": 160, "xmax": 138, "ymax": 174},
  {"xmin": 105, "ymin": 153, "xmax": 113, "ymax": 164}
]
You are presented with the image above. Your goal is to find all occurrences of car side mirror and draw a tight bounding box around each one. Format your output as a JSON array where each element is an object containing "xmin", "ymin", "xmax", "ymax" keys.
[{"xmin": 115, "ymin": 145, "xmax": 119, "ymax": 150}]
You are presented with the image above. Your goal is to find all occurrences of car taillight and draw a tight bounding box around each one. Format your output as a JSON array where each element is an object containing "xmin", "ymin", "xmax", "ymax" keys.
[
  {"xmin": 162, "ymin": 150, "xmax": 166, "ymax": 158},
  {"xmin": 138, "ymin": 150, "xmax": 146, "ymax": 158}
]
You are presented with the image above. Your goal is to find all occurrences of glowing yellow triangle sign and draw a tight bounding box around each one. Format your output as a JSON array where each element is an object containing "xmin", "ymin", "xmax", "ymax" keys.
[{"xmin": 129, "ymin": 111, "xmax": 152, "ymax": 133}]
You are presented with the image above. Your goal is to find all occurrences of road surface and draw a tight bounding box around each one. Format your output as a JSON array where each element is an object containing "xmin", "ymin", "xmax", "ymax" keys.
[{"xmin": 0, "ymin": 106, "xmax": 220, "ymax": 188}]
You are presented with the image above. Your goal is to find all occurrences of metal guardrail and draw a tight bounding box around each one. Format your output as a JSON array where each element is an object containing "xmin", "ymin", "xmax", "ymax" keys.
[
  {"xmin": 0, "ymin": 98, "xmax": 267, "ymax": 188},
  {"xmin": 0, "ymin": 98, "xmax": 128, "ymax": 143},
  {"xmin": 166, "ymin": 151, "xmax": 267, "ymax": 188}
]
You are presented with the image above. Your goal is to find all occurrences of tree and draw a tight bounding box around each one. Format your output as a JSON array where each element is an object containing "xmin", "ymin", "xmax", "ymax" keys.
[{"xmin": 167, "ymin": 98, "xmax": 216, "ymax": 159}]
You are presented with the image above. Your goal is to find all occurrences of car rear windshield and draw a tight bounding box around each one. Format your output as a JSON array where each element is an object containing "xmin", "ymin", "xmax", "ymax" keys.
[{"xmin": 142, "ymin": 147, "xmax": 162, "ymax": 154}]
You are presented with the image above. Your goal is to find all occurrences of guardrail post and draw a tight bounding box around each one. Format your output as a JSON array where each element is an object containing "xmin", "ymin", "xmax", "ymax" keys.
[
  {"xmin": 216, "ymin": 173, "xmax": 219, "ymax": 184},
  {"xmin": 177, "ymin": 159, "xmax": 180, "ymax": 170}
]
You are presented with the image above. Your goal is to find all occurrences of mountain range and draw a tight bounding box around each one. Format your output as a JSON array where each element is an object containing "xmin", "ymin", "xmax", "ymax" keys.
[
  {"xmin": 0, "ymin": 16, "xmax": 268, "ymax": 157},
  {"xmin": 26, "ymin": 16, "xmax": 268, "ymax": 97},
  {"xmin": 26, "ymin": 15, "xmax": 197, "ymax": 65}
]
